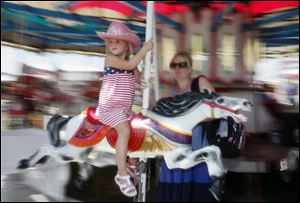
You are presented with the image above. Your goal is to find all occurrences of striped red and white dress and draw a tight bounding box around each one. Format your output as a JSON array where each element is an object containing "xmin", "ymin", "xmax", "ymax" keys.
[{"xmin": 95, "ymin": 66, "xmax": 135, "ymax": 127}]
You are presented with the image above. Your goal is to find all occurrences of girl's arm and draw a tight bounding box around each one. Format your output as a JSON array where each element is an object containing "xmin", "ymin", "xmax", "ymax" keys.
[
  {"xmin": 106, "ymin": 39, "xmax": 153, "ymax": 70},
  {"xmin": 134, "ymin": 69, "xmax": 141, "ymax": 83}
]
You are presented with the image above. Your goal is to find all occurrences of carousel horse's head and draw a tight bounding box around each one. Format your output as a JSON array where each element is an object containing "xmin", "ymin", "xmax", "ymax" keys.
[
  {"xmin": 203, "ymin": 95, "xmax": 253, "ymax": 123},
  {"xmin": 152, "ymin": 91, "xmax": 253, "ymax": 124}
]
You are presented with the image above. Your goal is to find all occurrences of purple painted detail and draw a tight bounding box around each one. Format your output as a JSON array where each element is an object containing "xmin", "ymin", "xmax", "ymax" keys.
[{"xmin": 147, "ymin": 119, "xmax": 191, "ymax": 145}]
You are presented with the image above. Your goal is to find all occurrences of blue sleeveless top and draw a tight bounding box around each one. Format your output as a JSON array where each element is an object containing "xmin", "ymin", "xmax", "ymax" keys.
[{"xmin": 104, "ymin": 66, "xmax": 134, "ymax": 75}]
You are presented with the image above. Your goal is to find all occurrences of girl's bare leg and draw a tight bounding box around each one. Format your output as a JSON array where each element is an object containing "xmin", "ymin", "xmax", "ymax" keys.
[{"xmin": 114, "ymin": 121, "xmax": 131, "ymax": 176}]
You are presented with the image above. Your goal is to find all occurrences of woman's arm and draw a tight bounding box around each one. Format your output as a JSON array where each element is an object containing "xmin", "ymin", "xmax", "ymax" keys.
[{"xmin": 106, "ymin": 39, "xmax": 153, "ymax": 70}]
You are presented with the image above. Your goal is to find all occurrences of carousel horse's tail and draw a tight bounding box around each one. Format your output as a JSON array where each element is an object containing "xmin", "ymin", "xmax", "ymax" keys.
[{"xmin": 47, "ymin": 114, "xmax": 72, "ymax": 147}]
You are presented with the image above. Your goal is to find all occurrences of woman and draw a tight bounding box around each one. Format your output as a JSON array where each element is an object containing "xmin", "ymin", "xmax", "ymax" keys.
[{"xmin": 155, "ymin": 52, "xmax": 217, "ymax": 202}]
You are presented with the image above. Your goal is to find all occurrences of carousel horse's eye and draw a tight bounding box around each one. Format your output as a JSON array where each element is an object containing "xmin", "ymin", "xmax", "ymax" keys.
[{"xmin": 243, "ymin": 101, "xmax": 253, "ymax": 108}]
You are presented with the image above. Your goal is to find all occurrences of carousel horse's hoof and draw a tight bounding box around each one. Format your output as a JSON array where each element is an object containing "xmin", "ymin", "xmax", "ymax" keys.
[
  {"xmin": 17, "ymin": 159, "xmax": 30, "ymax": 169},
  {"xmin": 209, "ymin": 176, "xmax": 226, "ymax": 202}
]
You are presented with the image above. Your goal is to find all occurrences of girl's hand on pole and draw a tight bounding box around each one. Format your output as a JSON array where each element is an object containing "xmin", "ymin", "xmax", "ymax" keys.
[
  {"xmin": 144, "ymin": 39, "xmax": 153, "ymax": 51},
  {"xmin": 139, "ymin": 77, "xmax": 154, "ymax": 89}
]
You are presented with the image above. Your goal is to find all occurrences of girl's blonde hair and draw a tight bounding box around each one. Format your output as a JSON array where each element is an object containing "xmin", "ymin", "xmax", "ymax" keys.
[
  {"xmin": 106, "ymin": 40, "xmax": 133, "ymax": 60},
  {"xmin": 170, "ymin": 51, "xmax": 193, "ymax": 68}
]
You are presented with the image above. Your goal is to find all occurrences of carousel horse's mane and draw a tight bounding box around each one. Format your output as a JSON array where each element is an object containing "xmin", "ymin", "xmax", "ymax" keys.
[{"xmin": 152, "ymin": 90, "xmax": 219, "ymax": 117}]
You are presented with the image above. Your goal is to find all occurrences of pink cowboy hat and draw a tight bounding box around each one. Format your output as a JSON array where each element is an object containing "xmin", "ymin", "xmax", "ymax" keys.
[{"xmin": 96, "ymin": 21, "xmax": 141, "ymax": 48}]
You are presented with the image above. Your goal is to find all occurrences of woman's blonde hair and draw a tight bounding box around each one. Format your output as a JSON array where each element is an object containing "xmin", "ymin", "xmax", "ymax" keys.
[{"xmin": 170, "ymin": 51, "xmax": 193, "ymax": 68}]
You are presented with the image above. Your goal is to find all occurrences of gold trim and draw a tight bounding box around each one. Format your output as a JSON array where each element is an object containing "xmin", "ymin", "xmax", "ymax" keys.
[
  {"xmin": 1, "ymin": 41, "xmax": 40, "ymax": 52},
  {"xmin": 139, "ymin": 132, "xmax": 176, "ymax": 152},
  {"xmin": 145, "ymin": 115, "xmax": 192, "ymax": 136}
]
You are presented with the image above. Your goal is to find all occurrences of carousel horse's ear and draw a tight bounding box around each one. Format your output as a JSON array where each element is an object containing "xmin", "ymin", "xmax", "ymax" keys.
[
  {"xmin": 211, "ymin": 92, "xmax": 219, "ymax": 99},
  {"xmin": 203, "ymin": 89, "xmax": 210, "ymax": 97},
  {"xmin": 203, "ymin": 89, "xmax": 219, "ymax": 99}
]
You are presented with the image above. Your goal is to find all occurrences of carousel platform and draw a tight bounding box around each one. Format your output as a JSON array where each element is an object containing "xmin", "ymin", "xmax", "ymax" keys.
[
  {"xmin": 222, "ymin": 135, "xmax": 298, "ymax": 202},
  {"xmin": 1, "ymin": 128, "xmax": 135, "ymax": 202},
  {"xmin": 1, "ymin": 129, "xmax": 298, "ymax": 202},
  {"xmin": 1, "ymin": 128, "xmax": 74, "ymax": 201}
]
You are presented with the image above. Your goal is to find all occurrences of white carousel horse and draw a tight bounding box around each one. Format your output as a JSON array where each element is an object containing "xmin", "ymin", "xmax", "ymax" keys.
[{"xmin": 17, "ymin": 92, "xmax": 252, "ymax": 199}]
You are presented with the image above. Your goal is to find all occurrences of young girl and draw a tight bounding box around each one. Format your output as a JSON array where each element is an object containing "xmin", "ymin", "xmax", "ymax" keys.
[{"xmin": 95, "ymin": 22, "xmax": 152, "ymax": 197}]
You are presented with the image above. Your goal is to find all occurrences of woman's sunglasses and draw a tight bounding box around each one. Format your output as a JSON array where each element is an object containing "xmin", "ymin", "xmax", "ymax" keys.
[{"xmin": 170, "ymin": 61, "xmax": 189, "ymax": 69}]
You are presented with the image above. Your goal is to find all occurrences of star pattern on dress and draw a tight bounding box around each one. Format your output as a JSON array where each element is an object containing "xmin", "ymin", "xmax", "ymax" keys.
[{"xmin": 104, "ymin": 67, "xmax": 134, "ymax": 75}]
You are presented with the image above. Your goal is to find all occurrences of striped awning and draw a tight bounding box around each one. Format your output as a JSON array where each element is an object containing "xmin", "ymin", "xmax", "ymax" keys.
[{"xmin": 1, "ymin": 1, "xmax": 299, "ymax": 54}]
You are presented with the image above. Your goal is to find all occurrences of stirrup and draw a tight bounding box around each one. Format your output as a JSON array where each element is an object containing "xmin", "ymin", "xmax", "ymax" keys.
[
  {"xmin": 114, "ymin": 174, "xmax": 137, "ymax": 197},
  {"xmin": 127, "ymin": 163, "xmax": 141, "ymax": 184},
  {"xmin": 127, "ymin": 163, "xmax": 139, "ymax": 178}
]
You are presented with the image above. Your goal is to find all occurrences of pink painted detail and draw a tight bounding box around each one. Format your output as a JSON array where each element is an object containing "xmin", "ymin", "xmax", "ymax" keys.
[{"xmin": 202, "ymin": 100, "xmax": 235, "ymax": 113}]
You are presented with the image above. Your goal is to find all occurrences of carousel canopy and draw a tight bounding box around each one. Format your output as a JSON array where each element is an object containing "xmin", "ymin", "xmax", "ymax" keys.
[{"xmin": 1, "ymin": 1, "xmax": 299, "ymax": 54}]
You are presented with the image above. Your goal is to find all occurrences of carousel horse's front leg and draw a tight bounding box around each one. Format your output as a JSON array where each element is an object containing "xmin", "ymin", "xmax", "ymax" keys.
[
  {"xmin": 192, "ymin": 145, "xmax": 227, "ymax": 178},
  {"xmin": 163, "ymin": 145, "xmax": 227, "ymax": 201},
  {"xmin": 192, "ymin": 145, "xmax": 227, "ymax": 201},
  {"xmin": 164, "ymin": 145, "xmax": 227, "ymax": 177}
]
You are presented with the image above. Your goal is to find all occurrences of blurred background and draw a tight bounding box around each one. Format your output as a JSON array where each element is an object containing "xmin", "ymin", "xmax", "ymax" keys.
[{"xmin": 1, "ymin": 1, "xmax": 299, "ymax": 202}]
